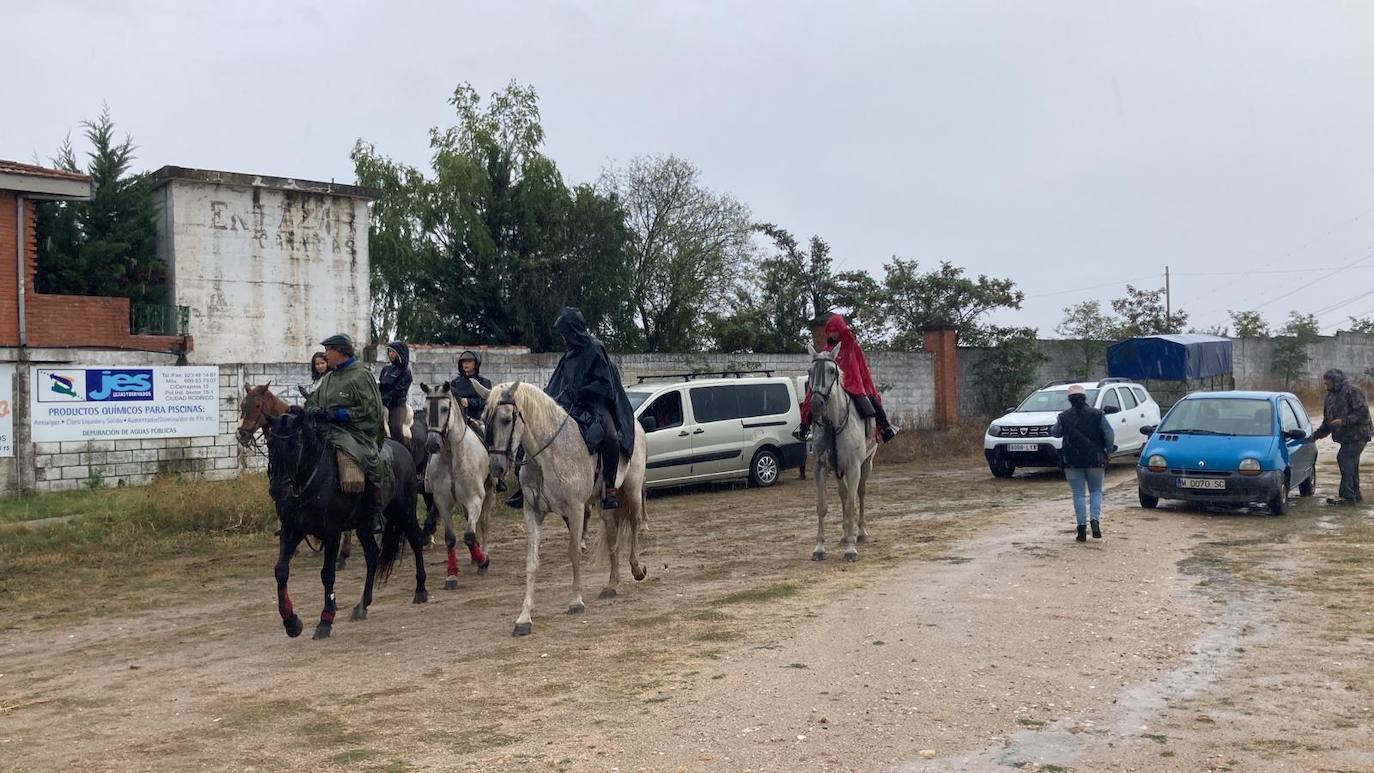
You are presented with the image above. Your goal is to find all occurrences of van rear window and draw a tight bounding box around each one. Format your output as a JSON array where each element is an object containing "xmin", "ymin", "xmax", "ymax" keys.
[
  {"xmin": 737, "ymin": 383, "xmax": 792, "ymax": 418},
  {"xmin": 689, "ymin": 382, "xmax": 792, "ymax": 422}
]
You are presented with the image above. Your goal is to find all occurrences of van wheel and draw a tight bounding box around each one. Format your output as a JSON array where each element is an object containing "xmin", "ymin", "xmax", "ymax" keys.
[
  {"xmin": 749, "ymin": 448, "xmax": 781, "ymax": 488},
  {"xmin": 989, "ymin": 459, "xmax": 1015, "ymax": 478},
  {"xmin": 1138, "ymin": 489, "xmax": 1159, "ymax": 509}
]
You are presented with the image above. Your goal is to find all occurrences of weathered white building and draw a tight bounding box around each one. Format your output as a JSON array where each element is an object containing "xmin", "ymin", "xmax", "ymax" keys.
[{"xmin": 151, "ymin": 167, "xmax": 377, "ymax": 364}]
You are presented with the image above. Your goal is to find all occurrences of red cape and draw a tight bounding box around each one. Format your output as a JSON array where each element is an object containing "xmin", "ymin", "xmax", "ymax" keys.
[{"xmin": 801, "ymin": 315, "xmax": 879, "ymax": 426}]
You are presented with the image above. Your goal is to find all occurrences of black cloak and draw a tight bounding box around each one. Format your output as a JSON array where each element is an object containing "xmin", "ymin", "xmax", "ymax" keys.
[
  {"xmin": 544, "ymin": 308, "xmax": 636, "ymax": 456},
  {"xmin": 378, "ymin": 341, "xmax": 413, "ymax": 408},
  {"xmin": 449, "ymin": 350, "xmax": 493, "ymax": 419}
]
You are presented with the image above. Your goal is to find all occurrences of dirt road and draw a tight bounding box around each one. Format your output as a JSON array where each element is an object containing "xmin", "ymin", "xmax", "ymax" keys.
[{"xmin": 1, "ymin": 444, "xmax": 1371, "ymax": 772}]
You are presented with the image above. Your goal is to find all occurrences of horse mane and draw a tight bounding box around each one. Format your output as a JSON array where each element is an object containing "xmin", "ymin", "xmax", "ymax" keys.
[{"xmin": 492, "ymin": 381, "xmax": 568, "ymax": 436}]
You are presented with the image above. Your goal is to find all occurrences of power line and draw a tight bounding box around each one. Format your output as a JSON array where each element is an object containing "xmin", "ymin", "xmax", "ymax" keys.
[
  {"xmin": 1248, "ymin": 246, "xmax": 1374, "ymax": 312},
  {"xmin": 1023, "ymin": 275, "xmax": 1157, "ymax": 300}
]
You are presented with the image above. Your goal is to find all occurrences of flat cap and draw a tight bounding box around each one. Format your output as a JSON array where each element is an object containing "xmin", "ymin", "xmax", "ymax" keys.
[{"xmin": 320, "ymin": 333, "xmax": 354, "ymax": 349}]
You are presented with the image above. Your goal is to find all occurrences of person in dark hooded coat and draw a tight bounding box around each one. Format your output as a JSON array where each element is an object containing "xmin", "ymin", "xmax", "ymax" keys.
[
  {"xmin": 448, "ymin": 350, "xmax": 492, "ymax": 427},
  {"xmin": 378, "ymin": 341, "xmax": 413, "ymax": 449},
  {"xmin": 506, "ymin": 308, "xmax": 634, "ymax": 511}
]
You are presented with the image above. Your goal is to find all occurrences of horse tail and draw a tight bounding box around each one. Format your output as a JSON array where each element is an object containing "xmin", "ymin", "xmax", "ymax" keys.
[{"xmin": 377, "ymin": 512, "xmax": 405, "ymax": 584}]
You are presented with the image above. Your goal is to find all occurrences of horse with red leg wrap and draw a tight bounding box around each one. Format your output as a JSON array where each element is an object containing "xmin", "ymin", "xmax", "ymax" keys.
[
  {"xmin": 420, "ymin": 382, "xmax": 495, "ymax": 590},
  {"xmin": 258, "ymin": 406, "xmax": 421, "ymax": 640}
]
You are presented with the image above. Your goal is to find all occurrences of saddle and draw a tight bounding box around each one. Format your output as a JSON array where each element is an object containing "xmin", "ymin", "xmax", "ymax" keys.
[{"xmin": 381, "ymin": 405, "xmax": 414, "ymax": 445}]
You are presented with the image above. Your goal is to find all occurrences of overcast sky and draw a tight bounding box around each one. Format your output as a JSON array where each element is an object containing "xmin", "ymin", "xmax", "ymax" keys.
[{"xmin": 4, "ymin": 0, "xmax": 1373, "ymax": 336}]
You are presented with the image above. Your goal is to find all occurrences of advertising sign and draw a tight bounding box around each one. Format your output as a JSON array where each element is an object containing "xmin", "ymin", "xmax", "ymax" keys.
[
  {"xmin": 30, "ymin": 366, "xmax": 219, "ymax": 443},
  {"xmin": 0, "ymin": 364, "xmax": 13, "ymax": 457}
]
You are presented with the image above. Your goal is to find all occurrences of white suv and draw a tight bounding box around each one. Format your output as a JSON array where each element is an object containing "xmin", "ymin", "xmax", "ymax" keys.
[
  {"xmin": 984, "ymin": 379, "xmax": 1161, "ymax": 478},
  {"xmin": 624, "ymin": 373, "xmax": 806, "ymax": 489}
]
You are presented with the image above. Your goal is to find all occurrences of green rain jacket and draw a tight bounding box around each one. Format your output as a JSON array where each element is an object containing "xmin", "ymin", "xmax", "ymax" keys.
[{"xmin": 305, "ymin": 358, "xmax": 392, "ymax": 490}]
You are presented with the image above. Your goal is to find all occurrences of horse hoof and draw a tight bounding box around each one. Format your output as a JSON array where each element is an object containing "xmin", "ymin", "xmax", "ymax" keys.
[
  {"xmin": 598, "ymin": 587, "xmax": 617, "ymax": 600},
  {"xmin": 284, "ymin": 614, "xmax": 304, "ymax": 638},
  {"xmin": 812, "ymin": 551, "xmax": 827, "ymax": 561},
  {"xmin": 413, "ymin": 590, "xmax": 429, "ymax": 604},
  {"xmin": 856, "ymin": 534, "xmax": 869, "ymax": 545},
  {"xmin": 477, "ymin": 559, "xmax": 490, "ymax": 576},
  {"xmin": 350, "ymin": 605, "xmax": 368, "ymax": 621},
  {"xmin": 513, "ymin": 622, "xmax": 533, "ymax": 637},
  {"xmin": 313, "ymin": 623, "xmax": 332, "ymax": 640},
  {"xmin": 444, "ymin": 577, "xmax": 458, "ymax": 591},
  {"xmin": 567, "ymin": 602, "xmax": 586, "ymax": 615},
  {"xmin": 843, "ymin": 552, "xmax": 860, "ymax": 563},
  {"xmin": 631, "ymin": 566, "xmax": 647, "ymax": 582}
]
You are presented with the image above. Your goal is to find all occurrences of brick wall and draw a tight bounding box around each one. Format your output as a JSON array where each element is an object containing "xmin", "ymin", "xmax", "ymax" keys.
[{"xmin": 0, "ymin": 191, "xmax": 32, "ymax": 346}]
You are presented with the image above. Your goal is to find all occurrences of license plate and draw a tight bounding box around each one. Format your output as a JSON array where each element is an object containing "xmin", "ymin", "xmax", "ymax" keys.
[
  {"xmin": 1007, "ymin": 443, "xmax": 1039, "ymax": 452},
  {"xmin": 1178, "ymin": 478, "xmax": 1226, "ymax": 490}
]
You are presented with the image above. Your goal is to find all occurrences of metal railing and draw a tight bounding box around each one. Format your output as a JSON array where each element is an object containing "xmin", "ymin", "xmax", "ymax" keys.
[{"xmin": 130, "ymin": 304, "xmax": 190, "ymax": 336}]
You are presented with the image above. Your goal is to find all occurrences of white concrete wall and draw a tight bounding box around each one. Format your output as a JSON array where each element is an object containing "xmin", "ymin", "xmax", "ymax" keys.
[{"xmin": 160, "ymin": 179, "xmax": 370, "ymax": 364}]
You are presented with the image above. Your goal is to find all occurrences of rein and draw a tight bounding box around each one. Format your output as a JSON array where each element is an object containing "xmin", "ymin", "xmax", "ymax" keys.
[{"xmin": 489, "ymin": 390, "xmax": 571, "ymax": 463}]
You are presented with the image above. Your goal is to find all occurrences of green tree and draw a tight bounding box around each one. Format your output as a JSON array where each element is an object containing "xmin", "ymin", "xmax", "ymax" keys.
[
  {"xmin": 882, "ymin": 259, "xmax": 1023, "ymax": 349},
  {"xmin": 1271, "ymin": 311, "xmax": 1321, "ymax": 388},
  {"xmin": 972, "ymin": 327, "xmax": 1047, "ymax": 414},
  {"xmin": 353, "ymin": 82, "xmax": 634, "ymax": 349},
  {"xmin": 602, "ymin": 155, "xmax": 753, "ymax": 352},
  {"xmin": 1347, "ymin": 316, "xmax": 1374, "ymax": 334},
  {"xmin": 1109, "ymin": 285, "xmax": 1188, "ymax": 337},
  {"xmin": 1055, "ymin": 300, "xmax": 1119, "ymax": 378},
  {"xmin": 34, "ymin": 106, "xmax": 163, "ymax": 305},
  {"xmin": 1228, "ymin": 310, "xmax": 1269, "ymax": 338}
]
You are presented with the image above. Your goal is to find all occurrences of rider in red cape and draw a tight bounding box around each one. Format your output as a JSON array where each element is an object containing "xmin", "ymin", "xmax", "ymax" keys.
[{"xmin": 796, "ymin": 314, "xmax": 900, "ymax": 443}]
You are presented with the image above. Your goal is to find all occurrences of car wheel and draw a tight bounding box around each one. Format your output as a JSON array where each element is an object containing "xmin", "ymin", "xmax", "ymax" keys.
[
  {"xmin": 989, "ymin": 459, "xmax": 1014, "ymax": 478},
  {"xmin": 1298, "ymin": 460, "xmax": 1316, "ymax": 497},
  {"xmin": 1268, "ymin": 480, "xmax": 1290, "ymax": 516},
  {"xmin": 1138, "ymin": 489, "xmax": 1159, "ymax": 509},
  {"xmin": 749, "ymin": 448, "xmax": 781, "ymax": 488}
]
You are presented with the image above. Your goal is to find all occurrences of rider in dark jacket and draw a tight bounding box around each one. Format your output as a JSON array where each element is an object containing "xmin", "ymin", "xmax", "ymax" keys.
[
  {"xmin": 378, "ymin": 341, "xmax": 413, "ymax": 449},
  {"xmin": 545, "ymin": 308, "xmax": 636, "ymax": 509},
  {"xmin": 449, "ymin": 350, "xmax": 492, "ymax": 425}
]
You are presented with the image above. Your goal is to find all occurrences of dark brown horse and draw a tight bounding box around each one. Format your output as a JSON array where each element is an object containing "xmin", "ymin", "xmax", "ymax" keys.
[{"xmin": 238, "ymin": 385, "xmax": 430, "ymax": 639}]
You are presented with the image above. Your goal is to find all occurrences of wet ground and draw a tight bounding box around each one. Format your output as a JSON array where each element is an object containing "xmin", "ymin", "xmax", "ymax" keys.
[{"xmin": 0, "ymin": 440, "xmax": 1370, "ymax": 772}]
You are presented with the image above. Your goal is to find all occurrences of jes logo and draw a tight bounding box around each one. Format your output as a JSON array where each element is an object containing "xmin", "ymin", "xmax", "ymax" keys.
[{"xmin": 87, "ymin": 370, "xmax": 154, "ymax": 401}]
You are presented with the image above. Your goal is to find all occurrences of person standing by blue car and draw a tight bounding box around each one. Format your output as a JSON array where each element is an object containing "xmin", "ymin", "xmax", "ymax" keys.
[{"xmin": 1052, "ymin": 384, "xmax": 1116, "ymax": 541}]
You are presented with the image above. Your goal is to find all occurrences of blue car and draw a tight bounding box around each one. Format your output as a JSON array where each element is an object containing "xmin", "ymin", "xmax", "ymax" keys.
[{"xmin": 1136, "ymin": 391, "xmax": 1318, "ymax": 515}]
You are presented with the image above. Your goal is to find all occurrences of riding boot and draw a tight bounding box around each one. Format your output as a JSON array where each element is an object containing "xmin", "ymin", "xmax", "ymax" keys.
[
  {"xmin": 792, "ymin": 423, "xmax": 810, "ymax": 442},
  {"xmin": 366, "ymin": 483, "xmax": 386, "ymax": 534},
  {"xmin": 506, "ymin": 490, "xmax": 524, "ymax": 509},
  {"xmin": 873, "ymin": 401, "xmax": 899, "ymax": 442}
]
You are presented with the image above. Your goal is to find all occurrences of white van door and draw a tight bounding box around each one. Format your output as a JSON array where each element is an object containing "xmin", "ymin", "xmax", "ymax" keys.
[
  {"xmin": 686, "ymin": 385, "xmax": 746, "ymax": 477},
  {"xmin": 638, "ymin": 389, "xmax": 693, "ymax": 485}
]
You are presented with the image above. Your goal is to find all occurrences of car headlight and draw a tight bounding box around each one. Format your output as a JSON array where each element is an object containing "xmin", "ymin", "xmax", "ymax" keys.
[
  {"xmin": 1147, "ymin": 454, "xmax": 1168, "ymax": 472},
  {"xmin": 1238, "ymin": 458, "xmax": 1262, "ymax": 477},
  {"xmin": 988, "ymin": 424, "xmax": 1001, "ymax": 436}
]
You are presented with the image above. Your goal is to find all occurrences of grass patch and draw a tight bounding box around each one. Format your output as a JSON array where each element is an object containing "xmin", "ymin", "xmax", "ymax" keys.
[
  {"xmin": 300, "ymin": 717, "xmax": 365, "ymax": 746},
  {"xmin": 879, "ymin": 423, "xmax": 985, "ymax": 465},
  {"xmin": 785, "ymin": 662, "xmax": 809, "ymax": 669},
  {"xmin": 367, "ymin": 762, "xmax": 413, "ymax": 773},
  {"xmin": 1016, "ymin": 717, "xmax": 1046, "ymax": 729},
  {"xmin": 1141, "ymin": 733, "xmax": 1169, "ymax": 743},
  {"xmin": 717, "ymin": 582, "xmax": 800, "ymax": 606},
  {"xmin": 332, "ymin": 749, "xmax": 378, "ymax": 766},
  {"xmin": 692, "ymin": 629, "xmax": 743, "ymax": 643}
]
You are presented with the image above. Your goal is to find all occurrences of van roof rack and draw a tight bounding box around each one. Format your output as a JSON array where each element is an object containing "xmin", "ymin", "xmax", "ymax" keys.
[
  {"xmin": 635, "ymin": 369, "xmax": 775, "ymax": 384},
  {"xmin": 1097, "ymin": 377, "xmax": 1131, "ymax": 386}
]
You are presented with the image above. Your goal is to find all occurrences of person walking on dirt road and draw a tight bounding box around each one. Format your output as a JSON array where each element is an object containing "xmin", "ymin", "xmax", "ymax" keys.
[
  {"xmin": 1311, "ymin": 368, "xmax": 1371, "ymax": 506},
  {"xmin": 1051, "ymin": 384, "xmax": 1116, "ymax": 542}
]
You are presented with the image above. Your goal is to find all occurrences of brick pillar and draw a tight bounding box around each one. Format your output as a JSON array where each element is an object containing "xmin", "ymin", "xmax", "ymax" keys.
[{"xmin": 924, "ymin": 328, "xmax": 959, "ymax": 427}]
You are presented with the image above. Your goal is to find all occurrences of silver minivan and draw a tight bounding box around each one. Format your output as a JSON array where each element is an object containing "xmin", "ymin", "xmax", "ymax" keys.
[{"xmin": 625, "ymin": 375, "xmax": 806, "ymax": 489}]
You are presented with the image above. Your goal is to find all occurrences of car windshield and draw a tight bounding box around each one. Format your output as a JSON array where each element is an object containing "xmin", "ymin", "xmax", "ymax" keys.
[
  {"xmin": 1159, "ymin": 398, "xmax": 1273, "ymax": 437},
  {"xmin": 1016, "ymin": 389, "xmax": 1098, "ymax": 413},
  {"xmin": 626, "ymin": 391, "xmax": 653, "ymax": 411}
]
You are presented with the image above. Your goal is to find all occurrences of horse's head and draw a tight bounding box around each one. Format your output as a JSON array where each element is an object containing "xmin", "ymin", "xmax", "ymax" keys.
[
  {"xmin": 807, "ymin": 344, "xmax": 843, "ymax": 422},
  {"xmin": 420, "ymin": 381, "xmax": 455, "ymax": 456},
  {"xmin": 482, "ymin": 381, "xmax": 522, "ymax": 482},
  {"xmin": 238, "ymin": 382, "xmax": 286, "ymax": 448}
]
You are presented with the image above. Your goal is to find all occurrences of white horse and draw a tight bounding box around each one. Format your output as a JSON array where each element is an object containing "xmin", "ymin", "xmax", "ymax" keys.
[
  {"xmin": 472, "ymin": 380, "xmax": 648, "ymax": 637},
  {"xmin": 419, "ymin": 382, "xmax": 495, "ymax": 590},
  {"xmin": 807, "ymin": 344, "xmax": 878, "ymax": 562}
]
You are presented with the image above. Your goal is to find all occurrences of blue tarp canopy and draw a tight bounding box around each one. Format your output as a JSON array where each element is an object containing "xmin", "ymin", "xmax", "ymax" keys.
[{"xmin": 1106, "ymin": 334, "xmax": 1233, "ymax": 381}]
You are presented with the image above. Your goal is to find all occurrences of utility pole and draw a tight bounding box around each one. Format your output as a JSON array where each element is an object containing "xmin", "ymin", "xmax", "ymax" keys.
[{"xmin": 1165, "ymin": 265, "xmax": 1171, "ymax": 327}]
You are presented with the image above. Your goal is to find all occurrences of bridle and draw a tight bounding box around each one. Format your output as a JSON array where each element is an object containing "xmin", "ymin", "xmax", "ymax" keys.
[
  {"xmin": 486, "ymin": 384, "xmax": 571, "ymax": 464},
  {"xmin": 266, "ymin": 414, "xmax": 322, "ymax": 509},
  {"xmin": 809, "ymin": 355, "xmax": 851, "ymax": 436},
  {"xmin": 425, "ymin": 391, "xmax": 467, "ymax": 452},
  {"xmin": 237, "ymin": 394, "xmax": 273, "ymax": 457}
]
